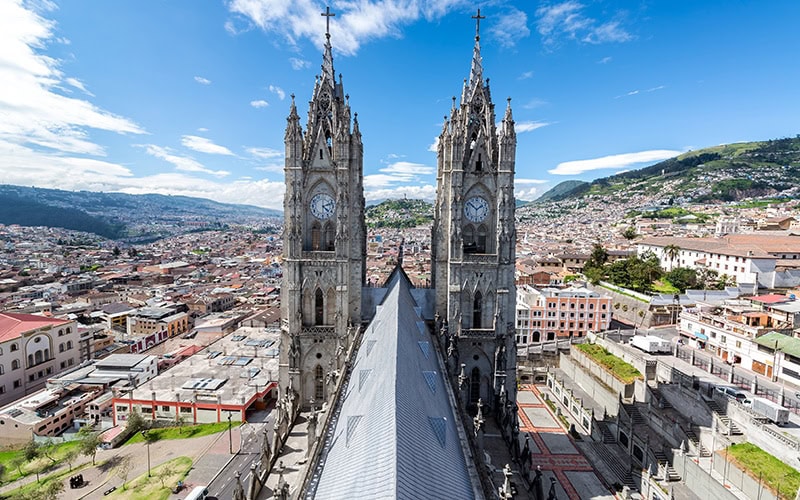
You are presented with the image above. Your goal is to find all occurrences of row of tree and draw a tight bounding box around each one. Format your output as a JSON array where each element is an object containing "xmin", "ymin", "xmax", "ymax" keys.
[{"xmin": 583, "ymin": 243, "xmax": 736, "ymax": 293}]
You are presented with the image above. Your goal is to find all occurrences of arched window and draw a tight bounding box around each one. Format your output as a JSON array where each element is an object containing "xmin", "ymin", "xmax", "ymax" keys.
[
  {"xmin": 0, "ymin": 364, "xmax": 4, "ymax": 375},
  {"xmin": 12, "ymin": 360, "xmax": 19, "ymax": 370},
  {"xmin": 463, "ymin": 225, "xmax": 475, "ymax": 253},
  {"xmin": 315, "ymin": 365, "xmax": 325, "ymax": 401},
  {"xmin": 34, "ymin": 351, "xmax": 43, "ymax": 365},
  {"xmin": 532, "ymin": 331, "xmax": 541, "ymax": 343},
  {"xmin": 470, "ymin": 367, "xmax": 481, "ymax": 403},
  {"xmin": 323, "ymin": 222, "xmax": 335, "ymax": 251},
  {"xmin": 27, "ymin": 354, "xmax": 33, "ymax": 367},
  {"xmin": 546, "ymin": 331, "xmax": 555, "ymax": 341},
  {"xmin": 314, "ymin": 289, "xmax": 324, "ymax": 325},
  {"xmin": 477, "ymin": 224, "xmax": 487, "ymax": 253},
  {"xmin": 311, "ymin": 222, "xmax": 322, "ymax": 250},
  {"xmin": 473, "ymin": 291, "xmax": 483, "ymax": 329},
  {"xmin": 66, "ymin": 341, "xmax": 73, "ymax": 350},
  {"xmin": 10, "ymin": 343, "xmax": 18, "ymax": 352},
  {"xmin": 476, "ymin": 153, "xmax": 482, "ymax": 172},
  {"xmin": 59, "ymin": 343, "xmax": 64, "ymax": 353}
]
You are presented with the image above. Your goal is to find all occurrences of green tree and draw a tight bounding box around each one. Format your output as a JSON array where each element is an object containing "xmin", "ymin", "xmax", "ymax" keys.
[
  {"xmin": 126, "ymin": 408, "xmax": 147, "ymax": 434},
  {"xmin": 666, "ymin": 267, "xmax": 698, "ymax": 293},
  {"xmin": 23, "ymin": 439, "xmax": 40, "ymax": 464},
  {"xmin": 663, "ymin": 244, "xmax": 681, "ymax": 271},
  {"xmin": 78, "ymin": 426, "xmax": 102, "ymax": 465},
  {"xmin": 157, "ymin": 462, "xmax": 177, "ymax": 488},
  {"xmin": 622, "ymin": 226, "xmax": 638, "ymax": 240},
  {"xmin": 63, "ymin": 447, "xmax": 79, "ymax": 472},
  {"xmin": 112, "ymin": 246, "xmax": 121, "ymax": 256},
  {"xmin": 585, "ymin": 243, "xmax": 609, "ymax": 270}
]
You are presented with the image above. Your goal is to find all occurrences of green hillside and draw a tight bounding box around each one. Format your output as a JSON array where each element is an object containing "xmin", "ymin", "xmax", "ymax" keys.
[
  {"xmin": 365, "ymin": 199, "xmax": 433, "ymax": 228},
  {"xmin": 533, "ymin": 180, "xmax": 589, "ymax": 203},
  {"xmin": 0, "ymin": 194, "xmax": 126, "ymax": 239},
  {"xmin": 575, "ymin": 137, "xmax": 800, "ymax": 203}
]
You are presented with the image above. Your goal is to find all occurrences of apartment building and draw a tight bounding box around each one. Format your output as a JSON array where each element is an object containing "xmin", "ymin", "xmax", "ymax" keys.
[
  {"xmin": 0, "ymin": 313, "xmax": 80, "ymax": 407},
  {"xmin": 639, "ymin": 234, "xmax": 800, "ymax": 288},
  {"xmin": 515, "ymin": 285, "xmax": 613, "ymax": 346}
]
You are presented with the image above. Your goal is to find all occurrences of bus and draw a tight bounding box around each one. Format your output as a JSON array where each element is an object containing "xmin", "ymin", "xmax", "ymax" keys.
[{"xmin": 185, "ymin": 486, "xmax": 209, "ymax": 500}]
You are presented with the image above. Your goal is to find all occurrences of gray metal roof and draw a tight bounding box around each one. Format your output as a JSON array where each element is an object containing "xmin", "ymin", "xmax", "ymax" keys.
[{"xmin": 312, "ymin": 269, "xmax": 476, "ymax": 500}]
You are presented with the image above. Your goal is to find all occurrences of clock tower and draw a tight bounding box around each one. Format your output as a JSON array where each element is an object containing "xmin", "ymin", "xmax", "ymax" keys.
[
  {"xmin": 280, "ymin": 15, "xmax": 366, "ymax": 409},
  {"xmin": 432, "ymin": 10, "xmax": 518, "ymax": 409}
]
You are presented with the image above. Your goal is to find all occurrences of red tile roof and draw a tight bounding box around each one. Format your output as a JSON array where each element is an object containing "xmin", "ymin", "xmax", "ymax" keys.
[
  {"xmin": 750, "ymin": 294, "xmax": 789, "ymax": 304},
  {"xmin": 0, "ymin": 313, "xmax": 71, "ymax": 343}
]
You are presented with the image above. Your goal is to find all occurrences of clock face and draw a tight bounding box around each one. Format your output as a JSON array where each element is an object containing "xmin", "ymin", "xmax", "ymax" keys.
[
  {"xmin": 464, "ymin": 196, "xmax": 489, "ymax": 223},
  {"xmin": 310, "ymin": 193, "xmax": 335, "ymax": 220}
]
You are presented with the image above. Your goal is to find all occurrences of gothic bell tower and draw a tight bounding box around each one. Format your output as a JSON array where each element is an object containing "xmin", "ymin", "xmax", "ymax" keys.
[
  {"xmin": 280, "ymin": 13, "xmax": 366, "ymax": 409},
  {"xmin": 432, "ymin": 10, "xmax": 518, "ymax": 408}
]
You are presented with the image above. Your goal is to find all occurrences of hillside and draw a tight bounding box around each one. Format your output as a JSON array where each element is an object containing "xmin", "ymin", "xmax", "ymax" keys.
[
  {"xmin": 365, "ymin": 199, "xmax": 433, "ymax": 229},
  {"xmin": 0, "ymin": 185, "xmax": 281, "ymax": 242},
  {"xmin": 565, "ymin": 137, "xmax": 800, "ymax": 204},
  {"xmin": 533, "ymin": 180, "xmax": 588, "ymax": 203}
]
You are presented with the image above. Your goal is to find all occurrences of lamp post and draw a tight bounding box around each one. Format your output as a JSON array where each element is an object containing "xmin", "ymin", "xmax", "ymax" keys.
[
  {"xmin": 141, "ymin": 430, "xmax": 151, "ymax": 477},
  {"xmin": 228, "ymin": 412, "xmax": 233, "ymax": 454}
]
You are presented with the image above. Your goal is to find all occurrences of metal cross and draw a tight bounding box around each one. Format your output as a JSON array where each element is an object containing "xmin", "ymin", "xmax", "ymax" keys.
[
  {"xmin": 472, "ymin": 9, "xmax": 485, "ymax": 40},
  {"xmin": 322, "ymin": 6, "xmax": 336, "ymax": 37}
]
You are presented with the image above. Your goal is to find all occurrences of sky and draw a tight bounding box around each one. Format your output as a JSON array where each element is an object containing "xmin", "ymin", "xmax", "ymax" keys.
[{"xmin": 2, "ymin": 0, "xmax": 799, "ymax": 210}]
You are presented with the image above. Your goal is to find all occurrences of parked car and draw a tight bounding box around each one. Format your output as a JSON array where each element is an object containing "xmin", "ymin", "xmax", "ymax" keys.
[{"xmin": 715, "ymin": 385, "xmax": 747, "ymax": 402}]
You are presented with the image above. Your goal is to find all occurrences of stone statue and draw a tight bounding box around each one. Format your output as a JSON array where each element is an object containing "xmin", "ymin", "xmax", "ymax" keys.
[{"xmin": 307, "ymin": 400, "xmax": 318, "ymax": 456}]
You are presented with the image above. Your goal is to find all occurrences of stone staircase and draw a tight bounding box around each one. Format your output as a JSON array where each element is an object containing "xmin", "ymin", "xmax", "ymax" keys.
[
  {"xmin": 684, "ymin": 425, "xmax": 711, "ymax": 457},
  {"xmin": 621, "ymin": 403, "xmax": 646, "ymax": 426},
  {"xmin": 650, "ymin": 387, "xmax": 673, "ymax": 410},
  {"xmin": 706, "ymin": 399, "xmax": 743, "ymax": 436},
  {"xmin": 590, "ymin": 442, "xmax": 637, "ymax": 489},
  {"xmin": 596, "ymin": 419, "xmax": 616, "ymax": 444},
  {"xmin": 652, "ymin": 449, "xmax": 681, "ymax": 482}
]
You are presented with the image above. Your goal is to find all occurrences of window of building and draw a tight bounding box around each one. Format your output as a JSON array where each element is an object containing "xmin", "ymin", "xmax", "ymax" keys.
[
  {"xmin": 0, "ymin": 364, "xmax": 3, "ymax": 375},
  {"xmin": 589, "ymin": 304, "xmax": 594, "ymax": 310},
  {"xmin": 10, "ymin": 343, "xmax": 18, "ymax": 352},
  {"xmin": 315, "ymin": 365, "xmax": 325, "ymax": 401},
  {"xmin": 314, "ymin": 288, "xmax": 324, "ymax": 325},
  {"xmin": 473, "ymin": 291, "xmax": 483, "ymax": 328},
  {"xmin": 13, "ymin": 379, "xmax": 21, "ymax": 389}
]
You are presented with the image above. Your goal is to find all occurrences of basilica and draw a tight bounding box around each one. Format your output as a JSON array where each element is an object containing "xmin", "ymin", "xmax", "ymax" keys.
[{"xmin": 271, "ymin": 10, "xmax": 519, "ymax": 499}]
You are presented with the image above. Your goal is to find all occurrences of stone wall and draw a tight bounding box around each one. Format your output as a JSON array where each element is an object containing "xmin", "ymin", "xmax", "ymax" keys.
[
  {"xmin": 711, "ymin": 452, "xmax": 780, "ymax": 500},
  {"xmin": 587, "ymin": 282, "xmax": 654, "ymax": 327},
  {"xmin": 559, "ymin": 353, "xmax": 624, "ymax": 417},
  {"xmin": 672, "ymin": 452, "xmax": 740, "ymax": 500}
]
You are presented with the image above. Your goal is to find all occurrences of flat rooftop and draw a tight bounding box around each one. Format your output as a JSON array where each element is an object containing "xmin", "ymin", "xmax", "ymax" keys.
[{"xmin": 127, "ymin": 326, "xmax": 280, "ymax": 407}]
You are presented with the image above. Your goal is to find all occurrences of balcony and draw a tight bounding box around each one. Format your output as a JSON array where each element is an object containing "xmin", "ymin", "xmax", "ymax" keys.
[
  {"xmin": 301, "ymin": 251, "xmax": 336, "ymax": 260},
  {"xmin": 461, "ymin": 328, "xmax": 496, "ymax": 339},
  {"xmin": 301, "ymin": 326, "xmax": 336, "ymax": 336},
  {"xmin": 463, "ymin": 253, "xmax": 497, "ymax": 264}
]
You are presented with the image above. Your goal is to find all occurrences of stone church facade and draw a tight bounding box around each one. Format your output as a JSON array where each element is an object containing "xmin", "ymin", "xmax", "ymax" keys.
[{"xmin": 276, "ymin": 11, "xmax": 516, "ymax": 472}]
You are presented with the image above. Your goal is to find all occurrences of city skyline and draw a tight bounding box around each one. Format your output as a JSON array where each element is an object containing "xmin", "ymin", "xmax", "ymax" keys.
[{"xmin": 2, "ymin": 0, "xmax": 799, "ymax": 210}]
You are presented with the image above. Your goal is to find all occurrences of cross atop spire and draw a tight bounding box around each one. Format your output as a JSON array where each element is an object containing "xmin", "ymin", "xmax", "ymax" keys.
[
  {"xmin": 472, "ymin": 9, "xmax": 485, "ymax": 41},
  {"xmin": 322, "ymin": 6, "xmax": 336, "ymax": 39}
]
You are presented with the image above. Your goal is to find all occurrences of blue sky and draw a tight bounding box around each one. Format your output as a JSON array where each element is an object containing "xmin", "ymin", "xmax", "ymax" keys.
[{"xmin": 2, "ymin": 0, "xmax": 799, "ymax": 209}]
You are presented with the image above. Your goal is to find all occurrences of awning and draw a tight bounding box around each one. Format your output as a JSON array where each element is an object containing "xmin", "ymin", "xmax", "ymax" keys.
[{"xmin": 682, "ymin": 331, "xmax": 708, "ymax": 340}]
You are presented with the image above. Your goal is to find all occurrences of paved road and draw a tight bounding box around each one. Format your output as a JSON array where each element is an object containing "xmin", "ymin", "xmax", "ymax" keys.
[{"xmin": 208, "ymin": 416, "xmax": 273, "ymax": 500}]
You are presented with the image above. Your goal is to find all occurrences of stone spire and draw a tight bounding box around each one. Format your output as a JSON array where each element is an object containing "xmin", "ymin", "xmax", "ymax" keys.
[
  {"xmin": 468, "ymin": 9, "xmax": 485, "ymax": 91},
  {"xmin": 321, "ymin": 7, "xmax": 336, "ymax": 87}
]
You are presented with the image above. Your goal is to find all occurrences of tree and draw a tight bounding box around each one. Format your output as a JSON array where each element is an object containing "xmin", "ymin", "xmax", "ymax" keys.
[
  {"xmin": 112, "ymin": 246, "xmax": 121, "ymax": 257},
  {"xmin": 40, "ymin": 479, "xmax": 64, "ymax": 500},
  {"xmin": 40, "ymin": 439, "xmax": 57, "ymax": 466},
  {"xmin": 126, "ymin": 409, "xmax": 147, "ymax": 434},
  {"xmin": 63, "ymin": 447, "xmax": 79, "ymax": 472},
  {"xmin": 622, "ymin": 226, "xmax": 638, "ymax": 240},
  {"xmin": 10, "ymin": 456, "xmax": 25, "ymax": 478},
  {"xmin": 585, "ymin": 243, "xmax": 609, "ymax": 270},
  {"xmin": 666, "ymin": 267, "xmax": 698, "ymax": 293},
  {"xmin": 23, "ymin": 439, "xmax": 40, "ymax": 464},
  {"xmin": 78, "ymin": 426, "xmax": 102, "ymax": 465},
  {"xmin": 663, "ymin": 244, "xmax": 681, "ymax": 271},
  {"xmin": 157, "ymin": 462, "xmax": 177, "ymax": 488}
]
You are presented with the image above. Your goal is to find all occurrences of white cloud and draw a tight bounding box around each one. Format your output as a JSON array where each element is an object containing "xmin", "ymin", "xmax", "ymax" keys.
[
  {"xmin": 289, "ymin": 57, "xmax": 310, "ymax": 70},
  {"xmin": 535, "ymin": 2, "xmax": 632, "ymax": 47},
  {"xmin": 227, "ymin": 0, "xmax": 468, "ymax": 56},
  {"xmin": 490, "ymin": 9, "xmax": 530, "ymax": 48},
  {"xmin": 614, "ymin": 85, "xmax": 665, "ymax": 99},
  {"xmin": 181, "ymin": 135, "xmax": 235, "ymax": 156},
  {"xmin": 254, "ymin": 164, "xmax": 284, "ymax": 173},
  {"xmin": 0, "ymin": 139, "xmax": 285, "ymax": 209},
  {"xmin": 250, "ymin": 99, "xmax": 269, "ymax": 108},
  {"xmin": 515, "ymin": 186, "xmax": 542, "ymax": 200},
  {"xmin": 0, "ymin": 0, "xmax": 144, "ymax": 156},
  {"xmin": 523, "ymin": 98, "xmax": 548, "ymax": 109},
  {"xmin": 518, "ymin": 71, "xmax": 534, "ymax": 80},
  {"xmin": 197, "ymin": 127, "xmax": 209, "ymax": 132},
  {"xmin": 269, "ymin": 85, "xmax": 285, "ymax": 100},
  {"xmin": 548, "ymin": 149, "xmax": 683, "ymax": 175},
  {"xmin": 194, "ymin": 76, "xmax": 212, "ymax": 85},
  {"xmin": 364, "ymin": 161, "xmax": 434, "ymax": 188},
  {"xmin": 515, "ymin": 121, "xmax": 550, "ymax": 133},
  {"xmin": 247, "ymin": 147, "xmax": 283, "ymax": 159},
  {"xmin": 597, "ymin": 56, "xmax": 612, "ymax": 64},
  {"xmin": 515, "ymin": 178, "xmax": 548, "ymax": 185},
  {"xmin": 428, "ymin": 137, "xmax": 439, "ymax": 153},
  {"xmin": 365, "ymin": 184, "xmax": 437, "ymax": 202},
  {"xmin": 64, "ymin": 77, "xmax": 94, "ymax": 96},
  {"xmin": 142, "ymin": 144, "xmax": 230, "ymax": 178}
]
